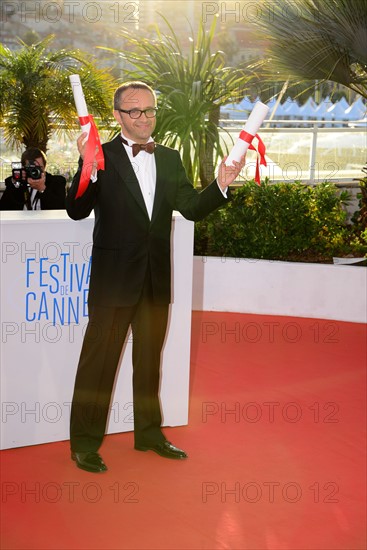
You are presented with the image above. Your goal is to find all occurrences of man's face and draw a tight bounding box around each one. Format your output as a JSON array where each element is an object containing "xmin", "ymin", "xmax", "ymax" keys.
[{"xmin": 113, "ymin": 88, "xmax": 156, "ymax": 143}]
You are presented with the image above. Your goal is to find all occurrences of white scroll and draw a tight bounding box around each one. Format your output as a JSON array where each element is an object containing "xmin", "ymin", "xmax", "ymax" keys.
[
  {"xmin": 69, "ymin": 74, "xmax": 91, "ymax": 137},
  {"xmin": 225, "ymin": 101, "xmax": 269, "ymax": 166}
]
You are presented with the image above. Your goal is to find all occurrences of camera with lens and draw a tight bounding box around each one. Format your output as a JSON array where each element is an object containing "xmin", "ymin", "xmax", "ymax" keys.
[
  {"xmin": 25, "ymin": 164, "xmax": 43, "ymax": 180},
  {"xmin": 11, "ymin": 162, "xmax": 43, "ymax": 185}
]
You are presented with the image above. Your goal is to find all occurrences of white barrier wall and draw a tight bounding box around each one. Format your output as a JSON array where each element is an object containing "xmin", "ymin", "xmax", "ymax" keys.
[
  {"xmin": 192, "ymin": 256, "xmax": 367, "ymax": 323},
  {"xmin": 0, "ymin": 211, "xmax": 194, "ymax": 449}
]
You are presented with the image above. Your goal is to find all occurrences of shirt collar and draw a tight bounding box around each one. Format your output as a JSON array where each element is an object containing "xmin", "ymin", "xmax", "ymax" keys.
[{"xmin": 120, "ymin": 131, "xmax": 154, "ymax": 147}]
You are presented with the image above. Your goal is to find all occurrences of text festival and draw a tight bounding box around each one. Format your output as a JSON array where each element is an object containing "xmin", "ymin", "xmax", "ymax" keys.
[{"xmin": 25, "ymin": 252, "xmax": 91, "ymax": 325}]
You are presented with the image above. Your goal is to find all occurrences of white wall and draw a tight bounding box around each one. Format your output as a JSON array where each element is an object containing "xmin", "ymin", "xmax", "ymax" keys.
[{"xmin": 192, "ymin": 256, "xmax": 367, "ymax": 323}]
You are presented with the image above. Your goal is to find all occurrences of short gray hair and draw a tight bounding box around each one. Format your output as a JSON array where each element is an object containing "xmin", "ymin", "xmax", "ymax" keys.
[{"xmin": 113, "ymin": 81, "xmax": 156, "ymax": 109}]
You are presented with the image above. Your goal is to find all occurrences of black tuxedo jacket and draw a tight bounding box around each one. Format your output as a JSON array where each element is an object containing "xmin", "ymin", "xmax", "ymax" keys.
[
  {"xmin": 66, "ymin": 135, "xmax": 229, "ymax": 306},
  {"xmin": 0, "ymin": 173, "xmax": 66, "ymax": 210}
]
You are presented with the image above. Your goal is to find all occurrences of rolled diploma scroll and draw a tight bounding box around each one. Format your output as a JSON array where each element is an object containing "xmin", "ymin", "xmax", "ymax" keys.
[
  {"xmin": 225, "ymin": 101, "xmax": 269, "ymax": 166},
  {"xmin": 69, "ymin": 74, "xmax": 91, "ymax": 137},
  {"xmin": 69, "ymin": 74, "xmax": 105, "ymax": 197}
]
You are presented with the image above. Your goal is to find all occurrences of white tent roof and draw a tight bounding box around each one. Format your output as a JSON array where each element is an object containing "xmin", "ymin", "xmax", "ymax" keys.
[
  {"xmin": 221, "ymin": 94, "xmax": 365, "ymax": 122},
  {"xmin": 336, "ymin": 97, "xmax": 350, "ymax": 111},
  {"xmin": 267, "ymin": 97, "xmax": 285, "ymax": 117},
  {"xmin": 314, "ymin": 96, "xmax": 333, "ymax": 117},
  {"xmin": 345, "ymin": 100, "xmax": 366, "ymax": 119},
  {"xmin": 277, "ymin": 97, "xmax": 293, "ymax": 117},
  {"xmin": 299, "ymin": 97, "xmax": 317, "ymax": 118},
  {"xmin": 283, "ymin": 100, "xmax": 301, "ymax": 117},
  {"xmin": 271, "ymin": 102, "xmax": 286, "ymax": 117},
  {"xmin": 237, "ymin": 96, "xmax": 253, "ymax": 111},
  {"xmin": 353, "ymin": 96, "xmax": 366, "ymax": 111},
  {"xmin": 326, "ymin": 100, "xmax": 348, "ymax": 119},
  {"xmin": 266, "ymin": 97, "xmax": 277, "ymax": 109},
  {"xmin": 315, "ymin": 103, "xmax": 329, "ymax": 117}
]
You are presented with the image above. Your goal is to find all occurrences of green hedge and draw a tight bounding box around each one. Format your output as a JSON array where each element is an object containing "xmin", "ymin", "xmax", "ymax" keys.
[{"xmin": 194, "ymin": 180, "xmax": 367, "ymax": 262}]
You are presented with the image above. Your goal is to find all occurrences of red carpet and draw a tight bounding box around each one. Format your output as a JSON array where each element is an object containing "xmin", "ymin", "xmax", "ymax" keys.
[{"xmin": 1, "ymin": 312, "xmax": 366, "ymax": 550}]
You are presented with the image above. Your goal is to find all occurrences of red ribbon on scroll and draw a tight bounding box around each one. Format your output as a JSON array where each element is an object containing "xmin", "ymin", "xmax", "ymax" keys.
[
  {"xmin": 239, "ymin": 130, "xmax": 267, "ymax": 185},
  {"xmin": 76, "ymin": 115, "xmax": 105, "ymax": 198}
]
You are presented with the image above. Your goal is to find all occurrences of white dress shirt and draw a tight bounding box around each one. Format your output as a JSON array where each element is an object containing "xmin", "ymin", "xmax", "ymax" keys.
[
  {"xmin": 120, "ymin": 131, "xmax": 156, "ymax": 219},
  {"xmin": 22, "ymin": 187, "xmax": 41, "ymax": 210}
]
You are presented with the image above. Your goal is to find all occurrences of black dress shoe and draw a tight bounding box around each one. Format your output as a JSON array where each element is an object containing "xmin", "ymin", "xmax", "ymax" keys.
[
  {"xmin": 135, "ymin": 441, "xmax": 188, "ymax": 459},
  {"xmin": 71, "ymin": 451, "xmax": 107, "ymax": 472}
]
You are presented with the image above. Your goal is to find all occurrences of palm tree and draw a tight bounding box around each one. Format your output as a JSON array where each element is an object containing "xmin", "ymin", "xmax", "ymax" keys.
[
  {"xmin": 103, "ymin": 16, "xmax": 249, "ymax": 186},
  {"xmin": 0, "ymin": 35, "xmax": 115, "ymax": 152},
  {"xmin": 251, "ymin": 0, "xmax": 367, "ymax": 100}
]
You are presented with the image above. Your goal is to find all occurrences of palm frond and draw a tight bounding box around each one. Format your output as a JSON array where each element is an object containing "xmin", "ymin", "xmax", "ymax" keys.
[
  {"xmin": 100, "ymin": 14, "xmax": 250, "ymax": 185},
  {"xmin": 0, "ymin": 35, "xmax": 115, "ymax": 151},
  {"xmin": 252, "ymin": 0, "xmax": 367, "ymax": 99}
]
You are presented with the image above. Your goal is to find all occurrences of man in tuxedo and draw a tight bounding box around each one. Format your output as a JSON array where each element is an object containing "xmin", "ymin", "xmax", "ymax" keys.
[
  {"xmin": 0, "ymin": 147, "xmax": 66, "ymax": 210},
  {"xmin": 66, "ymin": 81, "xmax": 244, "ymax": 472}
]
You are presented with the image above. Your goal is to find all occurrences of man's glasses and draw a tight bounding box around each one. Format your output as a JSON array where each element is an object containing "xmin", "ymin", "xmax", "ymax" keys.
[{"xmin": 118, "ymin": 108, "xmax": 157, "ymax": 119}]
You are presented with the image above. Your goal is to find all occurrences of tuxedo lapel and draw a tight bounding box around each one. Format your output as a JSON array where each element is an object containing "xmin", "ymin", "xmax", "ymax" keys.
[
  {"xmin": 151, "ymin": 145, "xmax": 167, "ymax": 224},
  {"xmin": 104, "ymin": 136, "xmax": 149, "ymax": 218}
]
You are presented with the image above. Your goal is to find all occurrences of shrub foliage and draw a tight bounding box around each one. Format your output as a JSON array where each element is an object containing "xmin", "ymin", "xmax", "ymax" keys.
[{"xmin": 194, "ymin": 180, "xmax": 367, "ymax": 262}]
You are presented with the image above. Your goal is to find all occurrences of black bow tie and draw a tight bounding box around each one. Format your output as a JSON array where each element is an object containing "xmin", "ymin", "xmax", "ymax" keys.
[{"xmin": 120, "ymin": 136, "xmax": 155, "ymax": 157}]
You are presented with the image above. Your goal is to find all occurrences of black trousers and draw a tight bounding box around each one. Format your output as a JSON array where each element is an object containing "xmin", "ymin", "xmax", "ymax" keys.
[{"xmin": 70, "ymin": 274, "xmax": 169, "ymax": 452}]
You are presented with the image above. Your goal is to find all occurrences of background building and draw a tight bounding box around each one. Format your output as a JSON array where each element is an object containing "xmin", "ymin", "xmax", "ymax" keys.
[{"xmin": 0, "ymin": 0, "xmax": 266, "ymax": 63}]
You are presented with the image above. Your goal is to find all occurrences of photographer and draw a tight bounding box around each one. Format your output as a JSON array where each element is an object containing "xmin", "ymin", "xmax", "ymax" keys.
[{"xmin": 0, "ymin": 147, "xmax": 66, "ymax": 210}]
